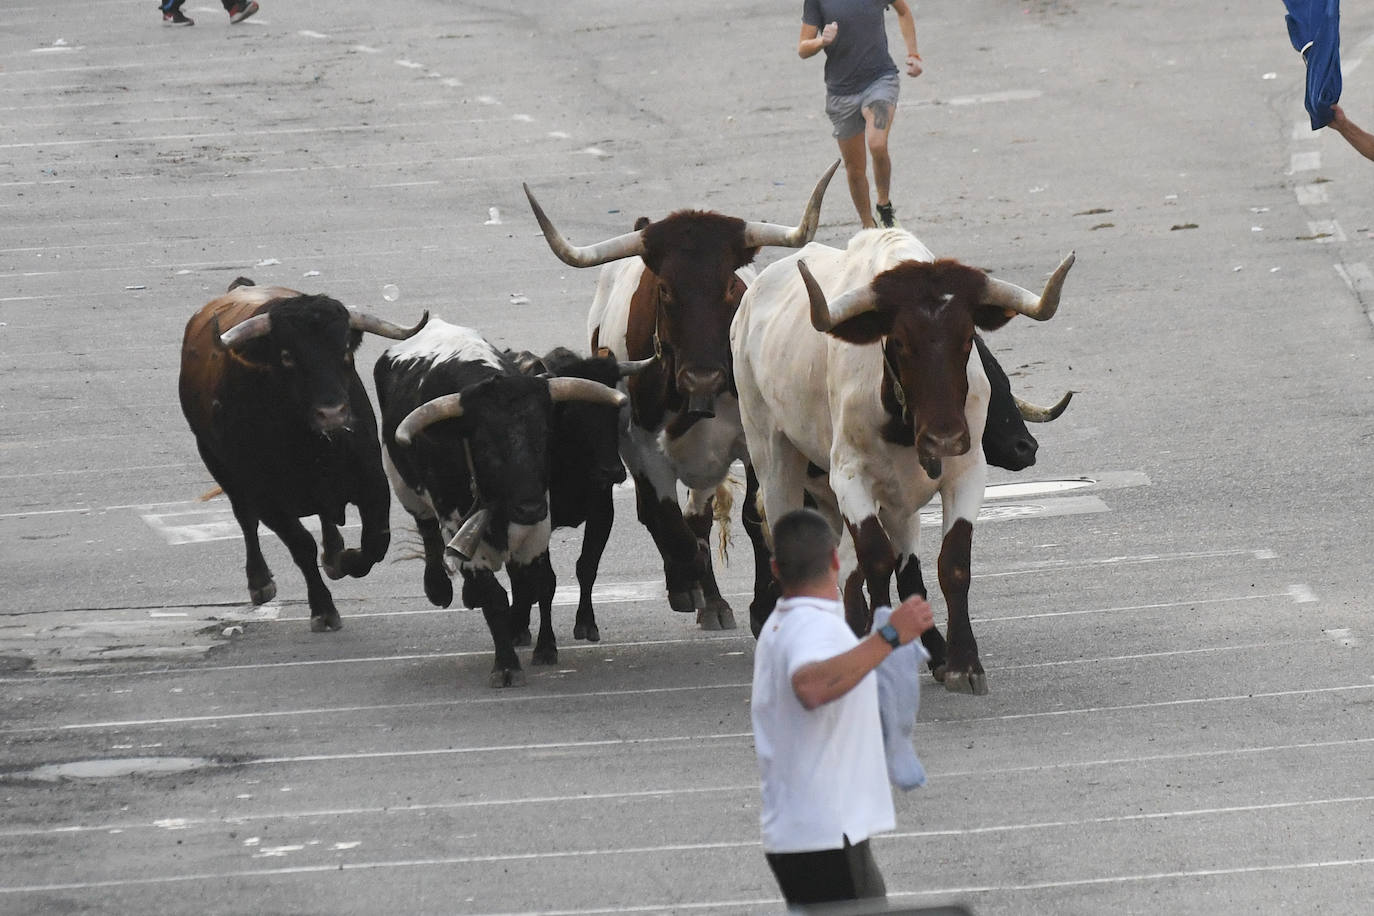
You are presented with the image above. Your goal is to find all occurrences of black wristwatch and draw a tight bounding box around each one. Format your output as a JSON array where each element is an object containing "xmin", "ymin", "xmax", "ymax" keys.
[{"xmin": 877, "ymin": 622, "xmax": 902, "ymax": 649}]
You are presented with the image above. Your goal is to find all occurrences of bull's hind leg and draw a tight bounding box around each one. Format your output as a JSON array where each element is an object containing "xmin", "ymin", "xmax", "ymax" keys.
[
  {"xmin": 462, "ymin": 569, "xmax": 524, "ymax": 688},
  {"xmin": 261, "ymin": 512, "xmax": 341, "ymax": 632},
  {"xmin": 220, "ymin": 491, "xmax": 276, "ymax": 604},
  {"xmin": 741, "ymin": 465, "xmax": 778, "ymax": 639},
  {"xmin": 685, "ymin": 487, "xmax": 735, "ymax": 631},
  {"xmin": 573, "ymin": 487, "xmax": 615, "ymax": 642}
]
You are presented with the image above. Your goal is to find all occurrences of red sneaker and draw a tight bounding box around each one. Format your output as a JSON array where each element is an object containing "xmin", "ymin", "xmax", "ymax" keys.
[{"xmin": 228, "ymin": 1, "xmax": 259, "ymax": 23}]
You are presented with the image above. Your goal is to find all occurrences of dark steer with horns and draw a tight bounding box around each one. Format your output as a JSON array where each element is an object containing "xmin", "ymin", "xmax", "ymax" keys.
[
  {"xmin": 178, "ymin": 278, "xmax": 428, "ymax": 632},
  {"xmin": 732, "ymin": 229, "xmax": 1074, "ymax": 694},
  {"xmin": 374, "ymin": 319, "xmax": 627, "ymax": 688},
  {"xmin": 502, "ymin": 347, "xmax": 655, "ymax": 658},
  {"xmin": 523, "ymin": 163, "xmax": 838, "ymax": 631}
]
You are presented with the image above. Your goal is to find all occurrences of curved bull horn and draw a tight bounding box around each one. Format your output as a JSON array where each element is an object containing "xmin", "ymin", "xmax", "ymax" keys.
[
  {"xmin": 523, "ymin": 183, "xmax": 647, "ymax": 268},
  {"xmin": 741, "ymin": 159, "xmax": 841, "ymax": 249},
  {"xmin": 982, "ymin": 251, "xmax": 1075, "ymax": 322},
  {"xmin": 547, "ymin": 377, "xmax": 629, "ymax": 408},
  {"xmin": 395, "ymin": 394, "xmax": 464, "ymax": 447},
  {"xmin": 799, "ymin": 259, "xmax": 878, "ymax": 333},
  {"xmin": 348, "ymin": 308, "xmax": 430, "ymax": 340},
  {"xmin": 1016, "ymin": 390, "xmax": 1074, "ymax": 422},
  {"xmin": 617, "ymin": 356, "xmax": 657, "ymax": 378},
  {"xmin": 219, "ymin": 314, "xmax": 274, "ymax": 349}
]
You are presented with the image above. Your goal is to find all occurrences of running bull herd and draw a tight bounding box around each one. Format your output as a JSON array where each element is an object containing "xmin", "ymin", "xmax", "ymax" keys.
[{"xmin": 178, "ymin": 161, "xmax": 1075, "ymax": 694}]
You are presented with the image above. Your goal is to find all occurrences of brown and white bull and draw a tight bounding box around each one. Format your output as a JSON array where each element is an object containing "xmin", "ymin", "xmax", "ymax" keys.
[
  {"xmin": 179, "ymin": 278, "xmax": 428, "ymax": 632},
  {"xmin": 522, "ymin": 164, "xmax": 838, "ymax": 629},
  {"xmin": 731, "ymin": 229, "xmax": 1074, "ymax": 694}
]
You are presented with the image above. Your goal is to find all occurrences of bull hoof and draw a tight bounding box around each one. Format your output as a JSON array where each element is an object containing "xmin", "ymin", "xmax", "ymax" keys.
[
  {"xmin": 249, "ymin": 580, "xmax": 277, "ymax": 605},
  {"xmin": 929, "ymin": 663, "xmax": 947, "ymax": 683},
  {"xmin": 531, "ymin": 644, "xmax": 558, "ymax": 666},
  {"xmin": 573, "ymin": 621, "xmax": 601, "ymax": 642},
  {"xmin": 309, "ymin": 613, "xmax": 342, "ymax": 633},
  {"xmin": 424, "ymin": 569, "xmax": 453, "ymax": 608},
  {"xmin": 513, "ymin": 628, "xmax": 533, "ymax": 648},
  {"xmin": 322, "ymin": 559, "xmax": 345, "ymax": 581},
  {"xmin": 488, "ymin": 667, "xmax": 527, "ymax": 688},
  {"xmin": 944, "ymin": 670, "xmax": 988, "ymax": 696},
  {"xmin": 697, "ymin": 599, "xmax": 736, "ymax": 631},
  {"xmin": 668, "ymin": 590, "xmax": 696, "ymax": 613}
]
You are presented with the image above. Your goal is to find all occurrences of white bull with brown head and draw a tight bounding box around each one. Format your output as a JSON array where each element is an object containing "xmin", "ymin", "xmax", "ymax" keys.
[{"xmin": 731, "ymin": 229, "xmax": 1074, "ymax": 694}]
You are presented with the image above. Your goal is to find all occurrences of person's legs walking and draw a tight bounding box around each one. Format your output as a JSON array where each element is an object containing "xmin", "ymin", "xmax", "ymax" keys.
[{"xmin": 766, "ymin": 848, "xmax": 859, "ymax": 905}]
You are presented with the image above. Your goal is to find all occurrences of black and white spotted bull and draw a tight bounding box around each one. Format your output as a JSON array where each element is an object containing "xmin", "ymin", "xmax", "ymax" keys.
[
  {"xmin": 732, "ymin": 229, "xmax": 1075, "ymax": 695},
  {"xmin": 374, "ymin": 320, "xmax": 627, "ymax": 688},
  {"xmin": 522, "ymin": 163, "xmax": 838, "ymax": 631},
  {"xmin": 178, "ymin": 278, "xmax": 428, "ymax": 632}
]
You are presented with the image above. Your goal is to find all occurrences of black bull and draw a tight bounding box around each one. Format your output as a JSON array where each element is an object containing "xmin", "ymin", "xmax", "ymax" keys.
[{"xmin": 177, "ymin": 279, "xmax": 427, "ymax": 632}]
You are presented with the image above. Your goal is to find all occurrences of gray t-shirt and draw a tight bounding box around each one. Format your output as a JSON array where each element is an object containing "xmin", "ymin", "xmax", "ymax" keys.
[{"xmin": 802, "ymin": 0, "xmax": 899, "ymax": 96}]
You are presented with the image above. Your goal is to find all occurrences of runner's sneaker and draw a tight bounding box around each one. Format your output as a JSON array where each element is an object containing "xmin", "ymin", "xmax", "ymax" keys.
[
  {"xmin": 228, "ymin": 1, "xmax": 259, "ymax": 23},
  {"xmin": 876, "ymin": 202, "xmax": 898, "ymax": 229},
  {"xmin": 161, "ymin": 0, "xmax": 194, "ymax": 24}
]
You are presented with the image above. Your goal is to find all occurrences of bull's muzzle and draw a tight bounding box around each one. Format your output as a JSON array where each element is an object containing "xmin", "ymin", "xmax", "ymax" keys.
[
  {"xmin": 679, "ymin": 367, "xmax": 728, "ymax": 419},
  {"xmin": 311, "ymin": 403, "xmax": 353, "ymax": 434}
]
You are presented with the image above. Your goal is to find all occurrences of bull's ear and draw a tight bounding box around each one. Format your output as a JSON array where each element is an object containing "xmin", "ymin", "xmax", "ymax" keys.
[
  {"xmin": 826, "ymin": 310, "xmax": 893, "ymax": 345},
  {"xmin": 972, "ymin": 304, "xmax": 1017, "ymax": 332}
]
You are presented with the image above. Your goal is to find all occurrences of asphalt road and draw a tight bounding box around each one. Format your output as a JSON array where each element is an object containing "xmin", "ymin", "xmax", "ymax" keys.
[{"xmin": 2, "ymin": 1, "xmax": 1373, "ymax": 914}]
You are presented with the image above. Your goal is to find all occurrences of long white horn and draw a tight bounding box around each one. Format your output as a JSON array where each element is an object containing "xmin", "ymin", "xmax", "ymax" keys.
[
  {"xmin": 982, "ymin": 252, "xmax": 1076, "ymax": 321},
  {"xmin": 523, "ymin": 183, "xmax": 647, "ymax": 268},
  {"xmin": 798, "ymin": 259, "xmax": 878, "ymax": 333},
  {"xmin": 219, "ymin": 314, "xmax": 273, "ymax": 349},
  {"xmin": 547, "ymin": 377, "xmax": 629, "ymax": 408},
  {"xmin": 741, "ymin": 159, "xmax": 841, "ymax": 249},
  {"xmin": 617, "ymin": 356, "xmax": 657, "ymax": 378},
  {"xmin": 1016, "ymin": 390, "xmax": 1074, "ymax": 422},
  {"xmin": 395, "ymin": 394, "xmax": 464, "ymax": 446},
  {"xmin": 349, "ymin": 308, "xmax": 430, "ymax": 339}
]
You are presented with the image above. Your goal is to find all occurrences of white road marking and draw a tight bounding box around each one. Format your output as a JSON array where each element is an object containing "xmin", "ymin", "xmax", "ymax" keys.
[
  {"xmin": 1287, "ymin": 583, "xmax": 1318, "ymax": 603},
  {"xmin": 1334, "ymin": 261, "xmax": 1374, "ymax": 294},
  {"xmin": 1289, "ymin": 151, "xmax": 1321, "ymax": 172},
  {"xmin": 1294, "ymin": 183, "xmax": 1329, "ymax": 206},
  {"xmin": 902, "ymin": 89, "xmax": 1043, "ymax": 109},
  {"xmin": 1306, "ymin": 218, "xmax": 1345, "ymax": 242}
]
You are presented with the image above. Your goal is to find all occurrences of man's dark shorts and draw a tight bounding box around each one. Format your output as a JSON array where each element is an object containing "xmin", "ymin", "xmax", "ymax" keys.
[{"xmin": 825, "ymin": 71, "xmax": 901, "ymax": 139}]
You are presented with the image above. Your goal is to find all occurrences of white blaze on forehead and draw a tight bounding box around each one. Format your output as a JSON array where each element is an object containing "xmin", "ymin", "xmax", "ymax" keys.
[{"xmin": 382, "ymin": 317, "xmax": 503, "ymax": 368}]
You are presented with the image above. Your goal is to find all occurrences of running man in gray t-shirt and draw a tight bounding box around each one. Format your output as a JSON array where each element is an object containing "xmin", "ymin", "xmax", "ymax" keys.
[{"xmin": 799, "ymin": 1, "xmax": 922, "ymax": 228}]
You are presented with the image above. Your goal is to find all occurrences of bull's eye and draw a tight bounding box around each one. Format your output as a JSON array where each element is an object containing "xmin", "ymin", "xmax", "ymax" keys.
[{"xmin": 279, "ymin": 350, "xmax": 296, "ymax": 368}]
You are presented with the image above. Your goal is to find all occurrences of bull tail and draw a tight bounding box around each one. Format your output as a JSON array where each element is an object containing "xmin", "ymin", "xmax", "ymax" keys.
[
  {"xmin": 198, "ymin": 486, "xmax": 224, "ymax": 502},
  {"xmin": 712, "ymin": 471, "xmax": 744, "ymax": 565}
]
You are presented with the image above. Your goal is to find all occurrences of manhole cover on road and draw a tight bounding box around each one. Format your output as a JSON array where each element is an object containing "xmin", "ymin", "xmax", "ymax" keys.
[{"xmin": 15, "ymin": 757, "xmax": 215, "ymax": 781}]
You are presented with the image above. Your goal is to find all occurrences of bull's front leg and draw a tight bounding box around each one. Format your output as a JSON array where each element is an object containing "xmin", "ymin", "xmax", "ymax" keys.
[
  {"xmin": 461, "ymin": 568, "xmax": 524, "ymax": 688},
  {"xmin": 937, "ymin": 518, "xmax": 984, "ymax": 695},
  {"xmin": 885, "ymin": 511, "xmax": 948, "ymax": 682},
  {"xmin": 845, "ymin": 516, "xmax": 895, "ymax": 637},
  {"xmin": 624, "ymin": 427, "xmax": 700, "ymax": 614},
  {"xmin": 511, "ymin": 551, "xmax": 558, "ymax": 665},
  {"xmin": 321, "ymin": 467, "xmax": 392, "ymax": 579},
  {"xmin": 414, "ymin": 515, "xmax": 454, "ymax": 608}
]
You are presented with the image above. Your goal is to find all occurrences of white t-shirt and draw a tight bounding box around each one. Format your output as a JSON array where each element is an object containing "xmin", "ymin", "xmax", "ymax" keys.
[{"xmin": 751, "ymin": 595, "xmax": 896, "ymax": 853}]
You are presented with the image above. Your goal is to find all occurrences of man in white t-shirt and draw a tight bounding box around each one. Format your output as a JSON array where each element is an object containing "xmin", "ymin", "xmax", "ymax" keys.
[{"xmin": 751, "ymin": 508, "xmax": 933, "ymax": 906}]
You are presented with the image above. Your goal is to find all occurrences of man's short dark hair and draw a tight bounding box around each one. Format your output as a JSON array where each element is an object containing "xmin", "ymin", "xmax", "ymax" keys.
[{"xmin": 771, "ymin": 508, "xmax": 837, "ymax": 588}]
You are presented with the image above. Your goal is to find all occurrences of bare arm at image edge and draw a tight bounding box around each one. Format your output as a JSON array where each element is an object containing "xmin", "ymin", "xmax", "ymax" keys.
[{"xmin": 1329, "ymin": 104, "xmax": 1374, "ymax": 161}]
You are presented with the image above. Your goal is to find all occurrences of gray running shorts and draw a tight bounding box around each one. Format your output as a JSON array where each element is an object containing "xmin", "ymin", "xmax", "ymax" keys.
[{"xmin": 825, "ymin": 72, "xmax": 901, "ymax": 139}]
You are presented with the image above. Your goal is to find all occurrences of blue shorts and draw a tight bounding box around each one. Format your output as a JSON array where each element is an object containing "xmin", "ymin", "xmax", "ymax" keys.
[{"xmin": 825, "ymin": 72, "xmax": 901, "ymax": 139}]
